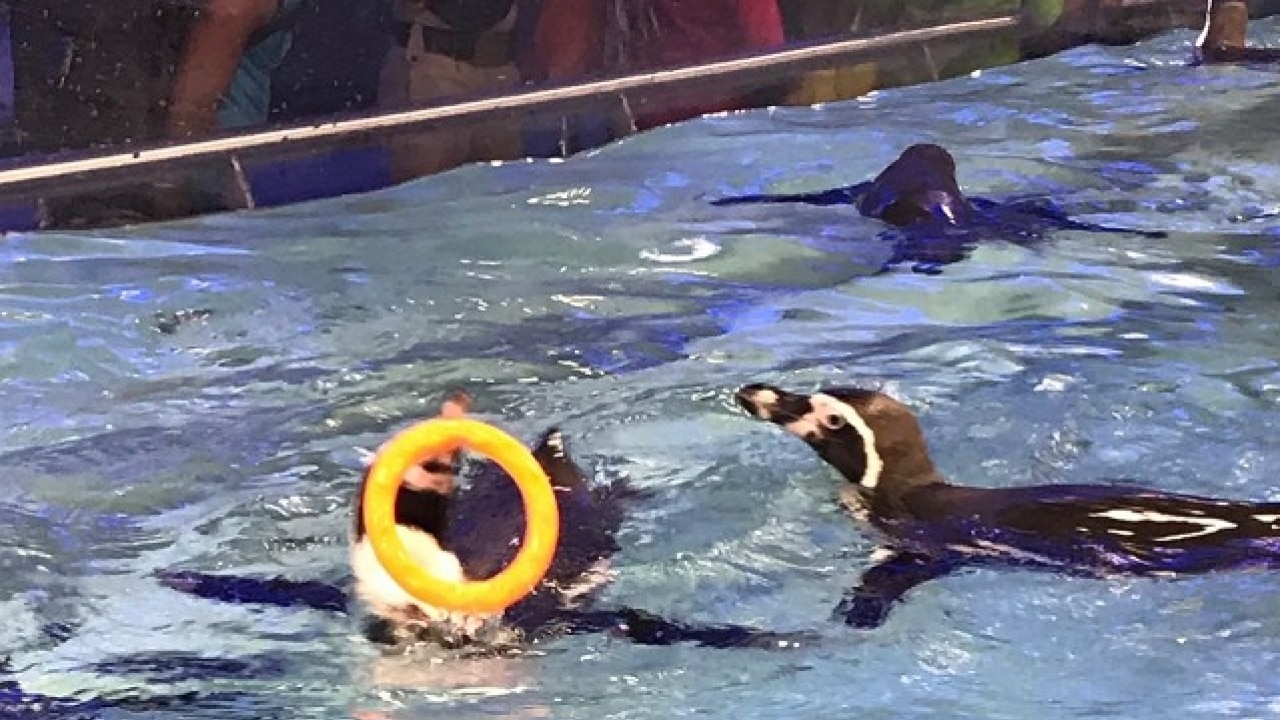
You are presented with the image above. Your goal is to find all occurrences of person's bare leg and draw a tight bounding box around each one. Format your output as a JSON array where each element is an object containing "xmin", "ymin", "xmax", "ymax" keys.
[{"xmin": 1195, "ymin": 0, "xmax": 1250, "ymax": 62}]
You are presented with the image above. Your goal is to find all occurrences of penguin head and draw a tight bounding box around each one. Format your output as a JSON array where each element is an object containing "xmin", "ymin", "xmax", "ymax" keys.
[
  {"xmin": 858, "ymin": 143, "xmax": 974, "ymax": 228},
  {"xmin": 735, "ymin": 384, "xmax": 940, "ymax": 491}
]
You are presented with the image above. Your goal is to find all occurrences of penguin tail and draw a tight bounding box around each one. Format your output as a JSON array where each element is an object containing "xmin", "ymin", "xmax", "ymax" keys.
[{"xmin": 711, "ymin": 185, "xmax": 864, "ymax": 208}]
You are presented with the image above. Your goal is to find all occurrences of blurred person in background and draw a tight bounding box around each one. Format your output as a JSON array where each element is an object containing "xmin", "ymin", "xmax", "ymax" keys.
[
  {"xmin": 157, "ymin": 0, "xmax": 307, "ymax": 218},
  {"xmin": 7, "ymin": 1, "xmax": 186, "ymax": 155},
  {"xmin": 4, "ymin": 0, "xmax": 303, "ymax": 225},
  {"xmin": 165, "ymin": 0, "xmax": 305, "ymax": 138},
  {"xmin": 377, "ymin": 0, "xmax": 526, "ymax": 183},
  {"xmin": 532, "ymin": 0, "xmax": 785, "ymax": 138}
]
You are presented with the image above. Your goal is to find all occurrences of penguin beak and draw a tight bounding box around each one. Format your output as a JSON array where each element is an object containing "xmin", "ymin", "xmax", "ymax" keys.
[{"xmin": 734, "ymin": 384, "xmax": 813, "ymax": 425}]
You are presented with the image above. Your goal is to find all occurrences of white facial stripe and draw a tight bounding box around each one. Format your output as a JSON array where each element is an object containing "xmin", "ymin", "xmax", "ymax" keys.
[
  {"xmin": 1254, "ymin": 514, "xmax": 1280, "ymax": 523},
  {"xmin": 813, "ymin": 393, "xmax": 883, "ymax": 489},
  {"xmin": 1090, "ymin": 508, "xmax": 1237, "ymax": 542}
]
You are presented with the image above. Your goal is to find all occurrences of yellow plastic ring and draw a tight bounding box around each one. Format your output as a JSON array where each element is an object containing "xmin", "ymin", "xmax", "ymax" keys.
[{"xmin": 362, "ymin": 418, "xmax": 560, "ymax": 614}]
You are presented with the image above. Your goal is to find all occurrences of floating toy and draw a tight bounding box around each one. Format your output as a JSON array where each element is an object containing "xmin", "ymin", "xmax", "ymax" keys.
[{"xmin": 362, "ymin": 418, "xmax": 560, "ymax": 614}]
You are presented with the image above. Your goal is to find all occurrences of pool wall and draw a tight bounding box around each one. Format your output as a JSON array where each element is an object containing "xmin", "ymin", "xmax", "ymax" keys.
[{"xmin": 0, "ymin": 0, "xmax": 1275, "ymax": 232}]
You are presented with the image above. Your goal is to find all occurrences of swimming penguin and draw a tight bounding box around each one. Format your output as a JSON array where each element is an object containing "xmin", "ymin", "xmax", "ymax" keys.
[
  {"xmin": 712, "ymin": 143, "xmax": 1164, "ymax": 274},
  {"xmin": 345, "ymin": 389, "xmax": 632, "ymax": 647},
  {"xmin": 159, "ymin": 390, "xmax": 809, "ymax": 650},
  {"xmin": 735, "ymin": 383, "xmax": 1280, "ymax": 629}
]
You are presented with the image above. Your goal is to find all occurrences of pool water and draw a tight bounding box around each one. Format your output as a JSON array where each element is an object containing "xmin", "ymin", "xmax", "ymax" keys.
[{"xmin": 5, "ymin": 20, "xmax": 1280, "ymax": 720}]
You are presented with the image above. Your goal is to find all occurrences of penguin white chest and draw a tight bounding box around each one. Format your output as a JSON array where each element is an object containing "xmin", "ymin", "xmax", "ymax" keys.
[{"xmin": 351, "ymin": 525, "xmax": 495, "ymax": 631}]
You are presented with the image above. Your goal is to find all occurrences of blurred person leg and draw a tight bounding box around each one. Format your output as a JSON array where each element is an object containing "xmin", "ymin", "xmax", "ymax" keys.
[
  {"xmin": 463, "ymin": 62, "xmax": 522, "ymax": 166},
  {"xmin": 378, "ymin": 44, "xmax": 474, "ymax": 182},
  {"xmin": 162, "ymin": 0, "xmax": 303, "ymax": 217},
  {"xmin": 167, "ymin": 0, "xmax": 302, "ymax": 138},
  {"xmin": 377, "ymin": 4, "xmax": 521, "ymax": 183}
]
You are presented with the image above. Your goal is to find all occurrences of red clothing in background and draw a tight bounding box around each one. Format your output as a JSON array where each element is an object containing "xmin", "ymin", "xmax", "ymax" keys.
[{"xmin": 534, "ymin": 0, "xmax": 784, "ymax": 129}]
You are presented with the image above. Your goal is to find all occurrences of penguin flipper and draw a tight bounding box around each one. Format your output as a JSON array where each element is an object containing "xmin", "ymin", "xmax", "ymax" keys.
[
  {"xmin": 546, "ymin": 607, "xmax": 819, "ymax": 650},
  {"xmin": 833, "ymin": 551, "xmax": 961, "ymax": 629},
  {"xmin": 711, "ymin": 183, "xmax": 870, "ymax": 208},
  {"xmin": 155, "ymin": 570, "xmax": 350, "ymax": 613},
  {"xmin": 987, "ymin": 196, "xmax": 1167, "ymax": 239}
]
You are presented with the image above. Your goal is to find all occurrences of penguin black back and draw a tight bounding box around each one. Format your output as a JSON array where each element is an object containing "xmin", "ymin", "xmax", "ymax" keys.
[{"xmin": 447, "ymin": 428, "xmax": 633, "ymax": 601}]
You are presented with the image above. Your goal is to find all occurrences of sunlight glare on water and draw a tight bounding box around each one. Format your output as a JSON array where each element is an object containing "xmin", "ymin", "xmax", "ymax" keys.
[{"xmin": 4, "ymin": 20, "xmax": 1280, "ymax": 720}]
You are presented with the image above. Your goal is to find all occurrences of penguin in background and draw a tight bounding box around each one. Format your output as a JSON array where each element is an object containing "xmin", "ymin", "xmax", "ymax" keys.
[{"xmin": 713, "ymin": 143, "xmax": 1164, "ymax": 274}]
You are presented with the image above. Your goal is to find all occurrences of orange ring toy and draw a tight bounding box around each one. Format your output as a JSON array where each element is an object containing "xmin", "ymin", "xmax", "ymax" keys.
[{"xmin": 362, "ymin": 418, "xmax": 560, "ymax": 615}]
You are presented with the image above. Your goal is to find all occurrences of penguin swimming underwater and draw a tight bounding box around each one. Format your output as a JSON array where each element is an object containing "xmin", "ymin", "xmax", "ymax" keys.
[
  {"xmin": 712, "ymin": 143, "xmax": 1164, "ymax": 274},
  {"xmin": 159, "ymin": 390, "xmax": 809, "ymax": 651},
  {"xmin": 735, "ymin": 383, "xmax": 1280, "ymax": 629}
]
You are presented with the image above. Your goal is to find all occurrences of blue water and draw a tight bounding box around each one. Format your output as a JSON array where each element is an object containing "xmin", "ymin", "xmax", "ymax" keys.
[{"xmin": 5, "ymin": 20, "xmax": 1280, "ymax": 720}]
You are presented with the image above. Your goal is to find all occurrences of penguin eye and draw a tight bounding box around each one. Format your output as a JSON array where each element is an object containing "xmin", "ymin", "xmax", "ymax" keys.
[{"xmin": 821, "ymin": 413, "xmax": 847, "ymax": 430}]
